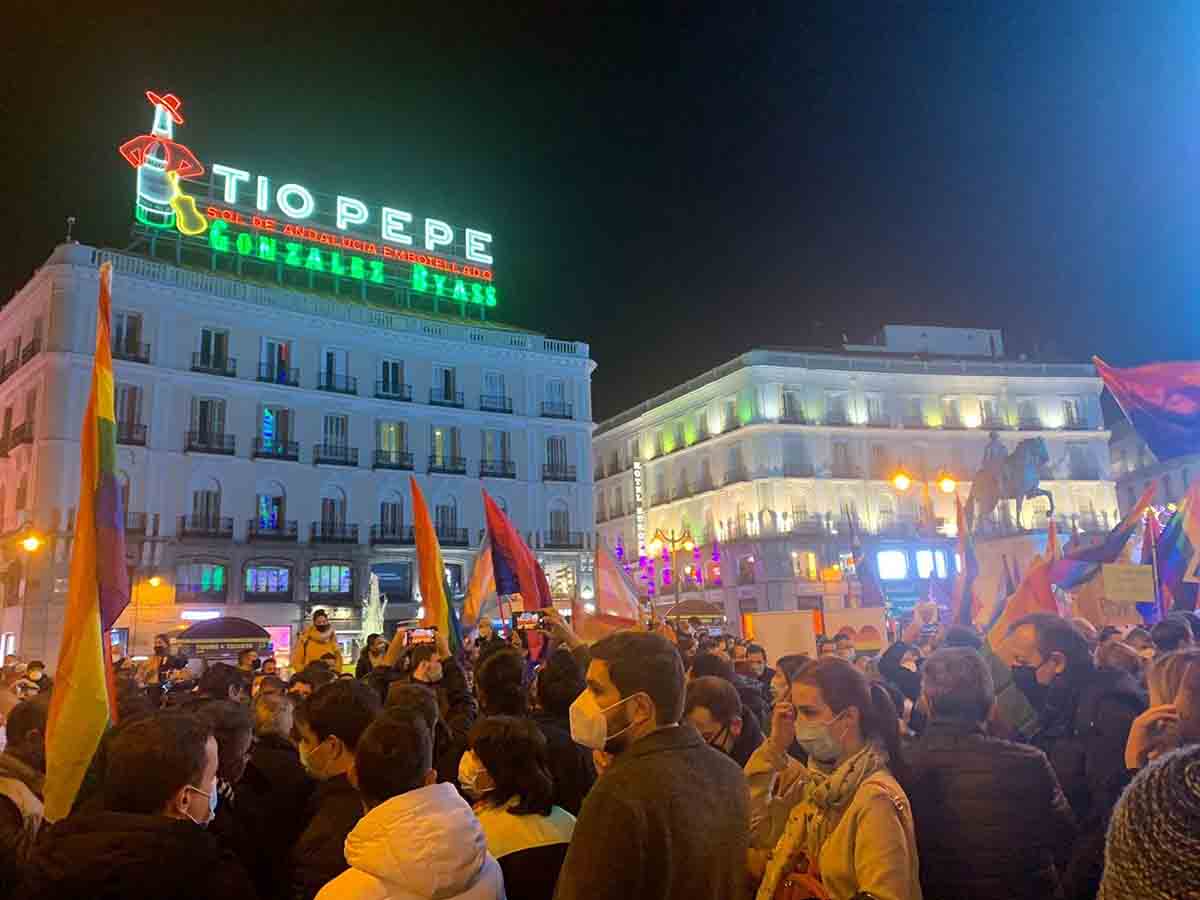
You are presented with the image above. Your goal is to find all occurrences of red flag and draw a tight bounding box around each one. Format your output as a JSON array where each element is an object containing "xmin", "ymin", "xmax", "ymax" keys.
[{"xmin": 1046, "ymin": 518, "xmax": 1060, "ymax": 562}]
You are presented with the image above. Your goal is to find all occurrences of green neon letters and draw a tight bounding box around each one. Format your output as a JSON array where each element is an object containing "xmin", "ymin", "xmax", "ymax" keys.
[
  {"xmin": 410, "ymin": 264, "xmax": 496, "ymax": 307},
  {"xmin": 209, "ymin": 220, "xmax": 384, "ymax": 284}
]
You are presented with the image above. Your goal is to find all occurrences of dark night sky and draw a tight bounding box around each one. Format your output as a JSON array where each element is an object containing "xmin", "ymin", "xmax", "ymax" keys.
[{"xmin": 4, "ymin": 2, "xmax": 1200, "ymax": 420}]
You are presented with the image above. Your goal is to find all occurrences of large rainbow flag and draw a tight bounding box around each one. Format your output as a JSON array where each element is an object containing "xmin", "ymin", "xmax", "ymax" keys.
[
  {"xmin": 44, "ymin": 263, "xmax": 130, "ymax": 821},
  {"xmin": 1045, "ymin": 484, "xmax": 1155, "ymax": 589},
  {"xmin": 410, "ymin": 477, "xmax": 462, "ymax": 652}
]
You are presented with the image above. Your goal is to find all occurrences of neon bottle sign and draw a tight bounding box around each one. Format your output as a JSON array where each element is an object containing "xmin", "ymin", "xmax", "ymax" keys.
[{"xmin": 119, "ymin": 92, "xmax": 205, "ymax": 230}]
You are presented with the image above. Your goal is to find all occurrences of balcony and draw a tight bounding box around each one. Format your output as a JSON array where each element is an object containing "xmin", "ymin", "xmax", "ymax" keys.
[
  {"xmin": 779, "ymin": 412, "xmax": 808, "ymax": 425},
  {"xmin": 257, "ymin": 363, "xmax": 300, "ymax": 387},
  {"xmin": 430, "ymin": 387, "xmax": 465, "ymax": 408},
  {"xmin": 191, "ymin": 353, "xmax": 237, "ymax": 377},
  {"xmin": 1018, "ymin": 418, "xmax": 1044, "ymax": 431},
  {"xmin": 436, "ymin": 526, "xmax": 470, "ymax": 547},
  {"xmin": 253, "ymin": 438, "xmax": 300, "ymax": 462},
  {"xmin": 116, "ymin": 422, "xmax": 147, "ymax": 446},
  {"xmin": 185, "ymin": 431, "xmax": 235, "ymax": 455},
  {"xmin": 179, "ymin": 515, "xmax": 233, "ymax": 539},
  {"xmin": 310, "ymin": 522, "xmax": 359, "ymax": 544},
  {"xmin": 313, "ymin": 444, "xmax": 358, "ymax": 467},
  {"xmin": 825, "ymin": 412, "xmax": 851, "ymax": 426},
  {"xmin": 481, "ymin": 459, "xmax": 517, "ymax": 479},
  {"xmin": 1063, "ymin": 418, "xmax": 1090, "ymax": 432},
  {"xmin": 829, "ymin": 465, "xmax": 862, "ymax": 479},
  {"xmin": 371, "ymin": 524, "xmax": 415, "ymax": 546},
  {"xmin": 902, "ymin": 417, "xmax": 929, "ymax": 429},
  {"xmin": 480, "ymin": 394, "xmax": 513, "ymax": 414},
  {"xmin": 8, "ymin": 422, "xmax": 33, "ymax": 449},
  {"xmin": 543, "ymin": 463, "xmax": 577, "ymax": 482},
  {"xmin": 428, "ymin": 454, "xmax": 468, "ymax": 475},
  {"xmin": 318, "ymin": 373, "xmax": 358, "ymax": 395},
  {"xmin": 866, "ymin": 415, "xmax": 891, "ymax": 428},
  {"xmin": 981, "ymin": 417, "xmax": 1008, "ymax": 430},
  {"xmin": 112, "ymin": 339, "xmax": 150, "ymax": 364},
  {"xmin": 723, "ymin": 468, "xmax": 750, "ymax": 486},
  {"xmin": 248, "ymin": 519, "xmax": 299, "ymax": 542},
  {"xmin": 375, "ymin": 381, "xmax": 413, "ymax": 402},
  {"xmin": 784, "ymin": 463, "xmax": 815, "ymax": 478},
  {"xmin": 541, "ymin": 401, "xmax": 574, "ymax": 419},
  {"xmin": 125, "ymin": 512, "xmax": 148, "ymax": 535},
  {"xmin": 545, "ymin": 531, "xmax": 585, "ymax": 550},
  {"xmin": 20, "ymin": 339, "xmax": 40, "ymax": 364},
  {"xmin": 374, "ymin": 449, "xmax": 414, "ymax": 470}
]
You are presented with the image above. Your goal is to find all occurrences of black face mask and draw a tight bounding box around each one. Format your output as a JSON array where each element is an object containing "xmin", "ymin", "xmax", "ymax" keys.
[
  {"xmin": 1011, "ymin": 664, "xmax": 1051, "ymax": 712},
  {"xmin": 316, "ymin": 623, "xmax": 331, "ymax": 634}
]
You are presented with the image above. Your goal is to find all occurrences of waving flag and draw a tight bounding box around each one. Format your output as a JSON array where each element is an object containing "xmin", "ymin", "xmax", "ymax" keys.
[
  {"xmin": 44, "ymin": 263, "xmax": 130, "ymax": 821},
  {"xmin": 1045, "ymin": 485, "xmax": 1156, "ymax": 591},
  {"xmin": 1095, "ymin": 356, "xmax": 1200, "ymax": 462},
  {"xmin": 1154, "ymin": 485, "xmax": 1200, "ymax": 613},
  {"xmin": 460, "ymin": 538, "xmax": 498, "ymax": 629},
  {"xmin": 986, "ymin": 555, "xmax": 1056, "ymax": 648},
  {"xmin": 482, "ymin": 490, "xmax": 552, "ymax": 609},
  {"xmin": 575, "ymin": 541, "xmax": 642, "ymax": 642},
  {"xmin": 410, "ymin": 477, "xmax": 462, "ymax": 652}
]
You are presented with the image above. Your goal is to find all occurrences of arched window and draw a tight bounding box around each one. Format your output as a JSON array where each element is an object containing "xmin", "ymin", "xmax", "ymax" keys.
[
  {"xmin": 434, "ymin": 495, "xmax": 459, "ymax": 538},
  {"xmin": 321, "ymin": 484, "xmax": 347, "ymax": 529},
  {"xmin": 379, "ymin": 490, "xmax": 404, "ymax": 538}
]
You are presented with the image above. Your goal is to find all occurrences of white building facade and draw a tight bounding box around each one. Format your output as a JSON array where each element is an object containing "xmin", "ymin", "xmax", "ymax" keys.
[
  {"xmin": 0, "ymin": 243, "xmax": 594, "ymax": 666},
  {"xmin": 1109, "ymin": 417, "xmax": 1197, "ymax": 515},
  {"xmin": 594, "ymin": 328, "xmax": 1119, "ymax": 624}
]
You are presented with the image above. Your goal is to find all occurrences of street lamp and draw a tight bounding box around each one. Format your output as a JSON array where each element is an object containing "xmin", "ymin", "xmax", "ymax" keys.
[
  {"xmin": 652, "ymin": 527, "xmax": 695, "ymax": 611},
  {"xmin": 892, "ymin": 469, "xmax": 957, "ymax": 534},
  {"xmin": 19, "ymin": 534, "xmax": 43, "ymax": 553},
  {"xmin": 148, "ymin": 575, "xmax": 163, "ymax": 588}
]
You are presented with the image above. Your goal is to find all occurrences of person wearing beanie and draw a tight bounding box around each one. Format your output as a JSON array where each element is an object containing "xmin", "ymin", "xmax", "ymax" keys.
[{"xmin": 1099, "ymin": 744, "xmax": 1200, "ymax": 900}]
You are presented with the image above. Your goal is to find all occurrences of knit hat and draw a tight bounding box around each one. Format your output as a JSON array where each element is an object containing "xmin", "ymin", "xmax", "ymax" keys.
[{"xmin": 1099, "ymin": 744, "xmax": 1200, "ymax": 900}]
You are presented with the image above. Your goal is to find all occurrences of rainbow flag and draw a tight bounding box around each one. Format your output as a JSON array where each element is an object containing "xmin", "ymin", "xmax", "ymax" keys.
[
  {"xmin": 1043, "ymin": 485, "xmax": 1155, "ymax": 592},
  {"xmin": 986, "ymin": 555, "xmax": 1056, "ymax": 648},
  {"xmin": 410, "ymin": 477, "xmax": 462, "ymax": 652},
  {"xmin": 482, "ymin": 490, "xmax": 552, "ymax": 609},
  {"xmin": 574, "ymin": 541, "xmax": 641, "ymax": 642},
  {"xmin": 461, "ymin": 538, "xmax": 498, "ymax": 629},
  {"xmin": 1155, "ymin": 484, "xmax": 1200, "ymax": 612},
  {"xmin": 44, "ymin": 263, "xmax": 130, "ymax": 821},
  {"xmin": 1095, "ymin": 356, "xmax": 1200, "ymax": 462}
]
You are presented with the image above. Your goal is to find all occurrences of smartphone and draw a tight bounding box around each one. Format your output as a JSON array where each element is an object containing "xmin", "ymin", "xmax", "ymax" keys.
[
  {"xmin": 407, "ymin": 628, "xmax": 437, "ymax": 645},
  {"xmin": 513, "ymin": 612, "xmax": 542, "ymax": 632}
]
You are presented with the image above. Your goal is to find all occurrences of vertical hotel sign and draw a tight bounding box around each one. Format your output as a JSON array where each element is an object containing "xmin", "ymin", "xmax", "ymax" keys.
[{"xmin": 632, "ymin": 460, "xmax": 647, "ymax": 555}]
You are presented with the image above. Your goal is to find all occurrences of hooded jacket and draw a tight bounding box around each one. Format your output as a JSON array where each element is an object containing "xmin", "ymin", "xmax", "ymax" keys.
[
  {"xmin": 295, "ymin": 625, "xmax": 341, "ymax": 671},
  {"xmin": 315, "ymin": 782, "xmax": 503, "ymax": 900}
]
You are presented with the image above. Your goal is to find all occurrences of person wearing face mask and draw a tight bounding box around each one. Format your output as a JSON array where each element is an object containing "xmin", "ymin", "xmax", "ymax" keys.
[
  {"xmin": 685, "ymin": 676, "xmax": 763, "ymax": 767},
  {"xmin": 460, "ymin": 716, "xmax": 575, "ymax": 900},
  {"xmin": 21, "ymin": 712, "xmax": 256, "ymax": 900},
  {"xmin": 138, "ymin": 633, "xmax": 187, "ymax": 704},
  {"xmin": 554, "ymin": 632, "xmax": 750, "ymax": 900},
  {"xmin": 291, "ymin": 679, "xmax": 382, "ymax": 900},
  {"xmin": 834, "ymin": 634, "xmax": 857, "ymax": 662},
  {"xmin": 746, "ymin": 644, "xmax": 775, "ymax": 693},
  {"xmin": 20, "ymin": 661, "xmax": 51, "ymax": 695},
  {"xmin": 745, "ymin": 656, "xmax": 920, "ymax": 900},
  {"xmin": 295, "ymin": 610, "xmax": 340, "ymax": 672},
  {"xmin": 354, "ymin": 634, "xmax": 388, "ymax": 679},
  {"xmin": 0, "ymin": 695, "xmax": 48, "ymax": 893}
]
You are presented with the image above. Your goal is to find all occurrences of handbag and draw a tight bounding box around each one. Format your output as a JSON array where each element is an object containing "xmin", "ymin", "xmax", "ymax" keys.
[{"xmin": 773, "ymin": 853, "xmax": 831, "ymax": 900}]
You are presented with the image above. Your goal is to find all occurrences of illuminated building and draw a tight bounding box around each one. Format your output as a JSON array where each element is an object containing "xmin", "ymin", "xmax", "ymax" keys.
[{"xmin": 594, "ymin": 326, "xmax": 1118, "ymax": 622}]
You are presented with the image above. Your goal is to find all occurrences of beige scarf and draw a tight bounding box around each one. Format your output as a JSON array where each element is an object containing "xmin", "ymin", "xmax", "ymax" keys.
[{"xmin": 756, "ymin": 741, "xmax": 889, "ymax": 900}]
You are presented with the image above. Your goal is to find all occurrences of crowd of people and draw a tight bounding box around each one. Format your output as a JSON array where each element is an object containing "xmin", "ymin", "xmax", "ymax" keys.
[{"xmin": 0, "ymin": 604, "xmax": 1198, "ymax": 899}]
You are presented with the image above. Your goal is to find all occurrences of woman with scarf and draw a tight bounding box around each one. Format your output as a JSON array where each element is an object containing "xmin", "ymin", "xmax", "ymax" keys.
[{"xmin": 745, "ymin": 656, "xmax": 921, "ymax": 900}]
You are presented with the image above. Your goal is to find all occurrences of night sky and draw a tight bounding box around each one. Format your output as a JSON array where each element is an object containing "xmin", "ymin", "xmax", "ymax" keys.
[{"xmin": 4, "ymin": 2, "xmax": 1200, "ymax": 420}]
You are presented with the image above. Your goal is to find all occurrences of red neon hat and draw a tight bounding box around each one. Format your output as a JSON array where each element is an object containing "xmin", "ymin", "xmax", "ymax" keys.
[{"xmin": 145, "ymin": 91, "xmax": 184, "ymax": 125}]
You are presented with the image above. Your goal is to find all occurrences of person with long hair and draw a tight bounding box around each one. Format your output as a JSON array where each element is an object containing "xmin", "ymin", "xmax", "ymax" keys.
[{"xmin": 746, "ymin": 656, "xmax": 921, "ymax": 900}]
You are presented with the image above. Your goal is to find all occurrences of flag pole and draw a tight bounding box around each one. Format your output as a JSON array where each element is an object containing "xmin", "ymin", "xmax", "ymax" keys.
[{"xmin": 1148, "ymin": 509, "xmax": 1164, "ymax": 618}]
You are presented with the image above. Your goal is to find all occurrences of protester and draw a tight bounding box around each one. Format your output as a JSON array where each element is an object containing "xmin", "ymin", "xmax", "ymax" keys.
[
  {"xmin": 138, "ymin": 633, "xmax": 187, "ymax": 700},
  {"xmin": 689, "ymin": 651, "xmax": 768, "ymax": 727},
  {"xmin": 530, "ymin": 648, "xmax": 596, "ymax": 814},
  {"xmin": 746, "ymin": 656, "xmax": 920, "ymax": 900},
  {"xmin": 21, "ymin": 661, "xmax": 51, "ymax": 695},
  {"xmin": 261, "ymin": 656, "xmax": 278, "ymax": 676},
  {"xmin": 194, "ymin": 662, "xmax": 249, "ymax": 705},
  {"xmin": 905, "ymin": 647, "xmax": 1076, "ymax": 900},
  {"xmin": 256, "ymin": 674, "xmax": 287, "ymax": 697},
  {"xmin": 295, "ymin": 610, "xmax": 340, "ymax": 671},
  {"xmin": 197, "ymin": 700, "xmax": 254, "ymax": 813},
  {"xmin": 833, "ymin": 633, "xmax": 856, "ymax": 661},
  {"xmin": 290, "ymin": 665, "xmax": 336, "ymax": 701},
  {"xmin": 745, "ymin": 643, "xmax": 774, "ymax": 693},
  {"xmin": 22, "ymin": 712, "xmax": 257, "ymax": 898},
  {"xmin": 0, "ymin": 695, "xmax": 47, "ymax": 895},
  {"xmin": 462, "ymin": 715, "xmax": 575, "ymax": 900},
  {"xmin": 1095, "ymin": 639, "xmax": 1143, "ymax": 680},
  {"xmin": 878, "ymin": 639, "xmax": 922, "ymax": 702},
  {"xmin": 1151, "ymin": 614, "xmax": 1194, "ymax": 656},
  {"xmin": 1125, "ymin": 626, "xmax": 1155, "ymax": 659},
  {"xmin": 554, "ymin": 631, "xmax": 749, "ymax": 900},
  {"xmin": 236, "ymin": 649, "xmax": 258, "ymax": 674},
  {"xmin": 1124, "ymin": 648, "xmax": 1200, "ymax": 770},
  {"xmin": 316, "ymin": 711, "xmax": 504, "ymax": 900},
  {"xmin": 355, "ymin": 633, "xmax": 388, "ymax": 679},
  {"xmin": 292, "ymin": 679, "xmax": 382, "ymax": 900},
  {"xmin": 684, "ymin": 675, "xmax": 763, "ymax": 766},
  {"xmin": 1098, "ymin": 744, "xmax": 1200, "ymax": 900}
]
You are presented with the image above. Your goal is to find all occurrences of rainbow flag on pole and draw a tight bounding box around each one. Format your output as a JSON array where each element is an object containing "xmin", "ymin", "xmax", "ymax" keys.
[
  {"xmin": 44, "ymin": 263, "xmax": 130, "ymax": 821},
  {"xmin": 460, "ymin": 538, "xmax": 498, "ymax": 629},
  {"xmin": 410, "ymin": 477, "xmax": 462, "ymax": 652}
]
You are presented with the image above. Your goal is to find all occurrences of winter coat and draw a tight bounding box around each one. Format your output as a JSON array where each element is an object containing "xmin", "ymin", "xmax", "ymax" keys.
[
  {"xmin": 0, "ymin": 751, "xmax": 43, "ymax": 898},
  {"xmin": 531, "ymin": 712, "xmax": 596, "ymax": 815},
  {"xmin": 235, "ymin": 734, "xmax": 315, "ymax": 899},
  {"xmin": 729, "ymin": 705, "xmax": 765, "ymax": 768},
  {"xmin": 475, "ymin": 797, "xmax": 575, "ymax": 860},
  {"xmin": 291, "ymin": 773, "xmax": 363, "ymax": 900},
  {"xmin": 295, "ymin": 626, "xmax": 341, "ymax": 671},
  {"xmin": 905, "ymin": 718, "xmax": 1078, "ymax": 900},
  {"xmin": 553, "ymin": 724, "xmax": 751, "ymax": 900},
  {"xmin": 315, "ymin": 782, "xmax": 504, "ymax": 900},
  {"xmin": 20, "ymin": 811, "xmax": 258, "ymax": 900}
]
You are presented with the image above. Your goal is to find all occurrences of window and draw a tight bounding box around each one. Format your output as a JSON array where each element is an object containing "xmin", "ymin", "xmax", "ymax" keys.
[
  {"xmin": 737, "ymin": 556, "xmax": 756, "ymax": 585},
  {"xmin": 826, "ymin": 392, "xmax": 848, "ymax": 423},
  {"xmin": 176, "ymin": 562, "xmax": 228, "ymax": 602},
  {"xmin": 1018, "ymin": 398, "xmax": 1038, "ymax": 425},
  {"xmin": 113, "ymin": 311, "xmax": 142, "ymax": 351},
  {"xmin": 915, "ymin": 550, "xmax": 935, "ymax": 579},
  {"xmin": 310, "ymin": 564, "xmax": 352, "ymax": 594},
  {"xmin": 115, "ymin": 384, "xmax": 142, "ymax": 426},
  {"xmin": 434, "ymin": 500, "xmax": 458, "ymax": 533},
  {"xmin": 198, "ymin": 328, "xmax": 229, "ymax": 365},
  {"xmin": 321, "ymin": 488, "xmax": 347, "ymax": 528},
  {"xmin": 323, "ymin": 348, "xmax": 349, "ymax": 379},
  {"xmin": 1, "ymin": 407, "xmax": 9, "ymax": 441},
  {"xmin": 15, "ymin": 476, "xmax": 28, "ymax": 512},
  {"xmin": 245, "ymin": 565, "xmax": 291, "ymax": 596},
  {"xmin": 483, "ymin": 371, "xmax": 506, "ymax": 398},
  {"xmin": 934, "ymin": 550, "xmax": 948, "ymax": 579},
  {"xmin": 191, "ymin": 397, "xmax": 226, "ymax": 437},
  {"xmin": 191, "ymin": 489, "xmax": 220, "ymax": 522},
  {"xmin": 23, "ymin": 389, "xmax": 35, "ymax": 424},
  {"xmin": 323, "ymin": 414, "xmax": 349, "ymax": 448},
  {"xmin": 444, "ymin": 563, "xmax": 465, "ymax": 598},
  {"xmin": 260, "ymin": 406, "xmax": 293, "ymax": 446},
  {"xmin": 1063, "ymin": 398, "xmax": 1082, "ymax": 427},
  {"xmin": 905, "ymin": 397, "xmax": 924, "ymax": 423},
  {"xmin": 546, "ymin": 379, "xmax": 565, "ymax": 404},
  {"xmin": 942, "ymin": 397, "xmax": 959, "ymax": 424},
  {"xmin": 260, "ymin": 338, "xmax": 293, "ymax": 382},
  {"xmin": 832, "ymin": 441, "xmax": 852, "ymax": 475},
  {"xmin": 256, "ymin": 492, "xmax": 284, "ymax": 529},
  {"xmin": 792, "ymin": 551, "xmax": 818, "ymax": 580},
  {"xmin": 980, "ymin": 396, "xmax": 999, "ymax": 424},
  {"xmin": 547, "ymin": 436, "xmax": 568, "ymax": 468},
  {"xmin": 482, "ymin": 429, "xmax": 510, "ymax": 462},
  {"xmin": 550, "ymin": 506, "xmax": 570, "ymax": 537},
  {"xmin": 877, "ymin": 550, "xmax": 908, "ymax": 580},
  {"xmin": 380, "ymin": 359, "xmax": 404, "ymax": 393},
  {"xmin": 377, "ymin": 421, "xmax": 406, "ymax": 451},
  {"xmin": 865, "ymin": 394, "xmax": 884, "ymax": 424},
  {"xmin": 431, "ymin": 425, "xmax": 461, "ymax": 462},
  {"xmin": 380, "ymin": 500, "xmax": 403, "ymax": 531},
  {"xmin": 434, "ymin": 365, "xmax": 457, "ymax": 398}
]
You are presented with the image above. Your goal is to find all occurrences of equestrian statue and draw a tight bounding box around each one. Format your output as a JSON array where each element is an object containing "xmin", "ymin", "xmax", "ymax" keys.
[{"xmin": 964, "ymin": 434, "xmax": 1055, "ymax": 533}]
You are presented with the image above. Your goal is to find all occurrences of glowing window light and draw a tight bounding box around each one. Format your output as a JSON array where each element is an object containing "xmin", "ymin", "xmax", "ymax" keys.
[
  {"xmin": 892, "ymin": 472, "xmax": 912, "ymax": 492},
  {"xmin": 877, "ymin": 550, "xmax": 908, "ymax": 581},
  {"xmin": 915, "ymin": 550, "xmax": 935, "ymax": 579},
  {"xmin": 938, "ymin": 476, "xmax": 957, "ymax": 494}
]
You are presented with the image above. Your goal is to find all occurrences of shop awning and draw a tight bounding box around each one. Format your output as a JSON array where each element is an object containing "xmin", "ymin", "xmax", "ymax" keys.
[{"xmin": 172, "ymin": 616, "xmax": 272, "ymax": 657}]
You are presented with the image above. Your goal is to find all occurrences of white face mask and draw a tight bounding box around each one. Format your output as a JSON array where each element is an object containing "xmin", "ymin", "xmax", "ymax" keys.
[
  {"xmin": 569, "ymin": 690, "xmax": 643, "ymax": 751},
  {"xmin": 457, "ymin": 750, "xmax": 494, "ymax": 800}
]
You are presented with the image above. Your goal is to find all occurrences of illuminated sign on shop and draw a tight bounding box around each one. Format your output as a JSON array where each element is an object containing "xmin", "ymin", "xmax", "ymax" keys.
[{"xmin": 633, "ymin": 460, "xmax": 647, "ymax": 555}]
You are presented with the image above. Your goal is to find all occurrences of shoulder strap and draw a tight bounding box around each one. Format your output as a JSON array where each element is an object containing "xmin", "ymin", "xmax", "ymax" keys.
[{"xmin": 862, "ymin": 771, "xmax": 909, "ymax": 816}]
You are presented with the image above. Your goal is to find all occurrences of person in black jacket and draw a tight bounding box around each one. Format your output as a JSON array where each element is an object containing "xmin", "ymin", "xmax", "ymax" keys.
[
  {"xmin": 684, "ymin": 675, "xmax": 763, "ymax": 767},
  {"xmin": 531, "ymin": 647, "xmax": 596, "ymax": 815},
  {"xmin": 688, "ymin": 651, "xmax": 768, "ymax": 730},
  {"xmin": 290, "ymin": 679, "xmax": 381, "ymax": 900},
  {"xmin": 0, "ymin": 695, "xmax": 47, "ymax": 898},
  {"xmin": 21, "ymin": 711, "xmax": 257, "ymax": 900},
  {"xmin": 906, "ymin": 647, "xmax": 1077, "ymax": 900}
]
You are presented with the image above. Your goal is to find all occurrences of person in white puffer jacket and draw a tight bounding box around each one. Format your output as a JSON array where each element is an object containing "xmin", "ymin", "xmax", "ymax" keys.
[{"xmin": 316, "ymin": 711, "xmax": 505, "ymax": 900}]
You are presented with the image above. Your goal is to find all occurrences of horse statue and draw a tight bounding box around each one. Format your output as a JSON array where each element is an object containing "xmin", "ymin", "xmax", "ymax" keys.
[{"xmin": 964, "ymin": 437, "xmax": 1055, "ymax": 533}]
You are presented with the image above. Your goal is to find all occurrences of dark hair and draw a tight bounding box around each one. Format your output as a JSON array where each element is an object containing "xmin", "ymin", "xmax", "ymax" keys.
[
  {"xmin": 154, "ymin": 633, "xmax": 170, "ymax": 642},
  {"xmin": 834, "ymin": 633, "xmax": 853, "ymax": 646},
  {"xmin": 921, "ymin": 648, "xmax": 994, "ymax": 722},
  {"xmin": 590, "ymin": 632, "xmax": 684, "ymax": 727},
  {"xmin": 320, "ymin": 652, "xmax": 340, "ymax": 662},
  {"xmin": 469, "ymin": 715, "xmax": 554, "ymax": 816},
  {"xmin": 476, "ymin": 649, "xmax": 527, "ymax": 716},
  {"xmin": 793, "ymin": 657, "xmax": 908, "ymax": 784},
  {"xmin": 295, "ymin": 665, "xmax": 337, "ymax": 691},
  {"xmin": 198, "ymin": 662, "xmax": 247, "ymax": 701},
  {"xmin": 1180, "ymin": 611, "xmax": 1200, "ymax": 642},
  {"xmin": 745, "ymin": 643, "xmax": 767, "ymax": 660},
  {"xmin": 312, "ymin": 609, "xmax": 329, "ymax": 621},
  {"xmin": 197, "ymin": 700, "xmax": 254, "ymax": 781},
  {"xmin": 295, "ymin": 678, "xmax": 381, "ymax": 749},
  {"xmin": 258, "ymin": 675, "xmax": 286, "ymax": 695},
  {"xmin": 776, "ymin": 654, "xmax": 810, "ymax": 682},
  {"xmin": 237, "ymin": 648, "xmax": 256, "ymax": 661},
  {"xmin": 385, "ymin": 682, "xmax": 439, "ymax": 731},
  {"xmin": 1127, "ymin": 626, "xmax": 1152, "ymax": 643},
  {"xmin": 354, "ymin": 710, "xmax": 432, "ymax": 806},
  {"xmin": 1009, "ymin": 612, "xmax": 1092, "ymax": 672},
  {"xmin": 684, "ymin": 676, "xmax": 742, "ymax": 726},
  {"xmin": 689, "ymin": 652, "xmax": 735, "ymax": 682},
  {"xmin": 26, "ymin": 659, "xmax": 45, "ymax": 671},
  {"xmin": 1098, "ymin": 626, "xmax": 1122, "ymax": 644},
  {"xmin": 536, "ymin": 648, "xmax": 586, "ymax": 717},
  {"xmin": 6, "ymin": 694, "xmax": 49, "ymax": 745},
  {"xmin": 104, "ymin": 713, "xmax": 213, "ymax": 814},
  {"xmin": 942, "ymin": 625, "xmax": 984, "ymax": 651},
  {"xmin": 409, "ymin": 644, "xmax": 439, "ymax": 669},
  {"xmin": 688, "ymin": 616, "xmax": 702, "ymax": 628},
  {"xmin": 1154, "ymin": 616, "xmax": 1196, "ymax": 654}
]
